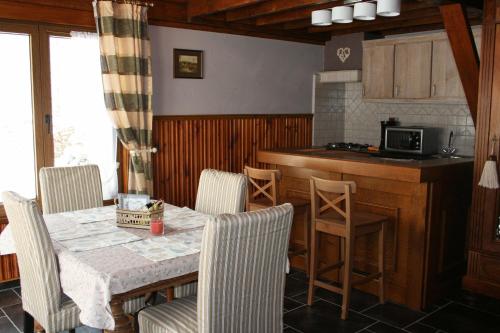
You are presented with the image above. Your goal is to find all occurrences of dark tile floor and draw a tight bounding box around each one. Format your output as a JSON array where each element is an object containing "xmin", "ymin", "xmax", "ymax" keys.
[{"xmin": 1, "ymin": 270, "xmax": 500, "ymax": 333}]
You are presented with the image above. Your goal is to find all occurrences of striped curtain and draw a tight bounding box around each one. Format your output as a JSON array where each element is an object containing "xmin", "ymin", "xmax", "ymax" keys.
[{"xmin": 93, "ymin": 0, "xmax": 153, "ymax": 195}]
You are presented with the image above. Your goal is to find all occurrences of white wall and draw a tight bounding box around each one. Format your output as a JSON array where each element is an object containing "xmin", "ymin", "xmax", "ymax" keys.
[{"xmin": 150, "ymin": 26, "xmax": 323, "ymax": 115}]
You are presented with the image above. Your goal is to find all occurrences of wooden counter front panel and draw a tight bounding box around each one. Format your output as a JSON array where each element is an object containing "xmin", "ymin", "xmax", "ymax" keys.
[
  {"xmin": 272, "ymin": 164, "xmax": 471, "ymax": 310},
  {"xmin": 152, "ymin": 115, "xmax": 312, "ymax": 208}
]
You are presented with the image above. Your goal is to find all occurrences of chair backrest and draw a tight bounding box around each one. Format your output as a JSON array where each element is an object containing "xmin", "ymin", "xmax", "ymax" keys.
[
  {"xmin": 244, "ymin": 166, "xmax": 281, "ymax": 209},
  {"xmin": 310, "ymin": 176, "xmax": 356, "ymax": 226},
  {"xmin": 197, "ymin": 204, "xmax": 294, "ymax": 333},
  {"xmin": 195, "ymin": 169, "xmax": 247, "ymax": 215},
  {"xmin": 39, "ymin": 165, "xmax": 103, "ymax": 214},
  {"xmin": 1, "ymin": 191, "xmax": 62, "ymax": 322}
]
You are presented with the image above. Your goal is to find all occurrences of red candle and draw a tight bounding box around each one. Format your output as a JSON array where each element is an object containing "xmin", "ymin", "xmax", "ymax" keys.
[{"xmin": 150, "ymin": 219, "xmax": 164, "ymax": 236}]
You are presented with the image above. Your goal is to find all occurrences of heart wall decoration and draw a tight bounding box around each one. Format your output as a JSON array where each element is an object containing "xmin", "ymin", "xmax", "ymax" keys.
[{"xmin": 337, "ymin": 47, "xmax": 351, "ymax": 63}]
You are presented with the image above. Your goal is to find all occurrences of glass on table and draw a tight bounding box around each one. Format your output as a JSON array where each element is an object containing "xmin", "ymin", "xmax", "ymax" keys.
[{"xmin": 150, "ymin": 218, "xmax": 164, "ymax": 236}]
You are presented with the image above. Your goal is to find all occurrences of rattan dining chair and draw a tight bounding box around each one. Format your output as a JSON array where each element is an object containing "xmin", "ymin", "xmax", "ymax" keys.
[
  {"xmin": 138, "ymin": 204, "xmax": 294, "ymax": 333},
  {"xmin": 173, "ymin": 168, "xmax": 248, "ymax": 298},
  {"xmin": 39, "ymin": 165, "xmax": 146, "ymax": 316},
  {"xmin": 2, "ymin": 191, "xmax": 81, "ymax": 333}
]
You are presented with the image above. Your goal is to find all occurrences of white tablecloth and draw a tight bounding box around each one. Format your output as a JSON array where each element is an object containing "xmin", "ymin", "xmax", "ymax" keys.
[{"xmin": 0, "ymin": 204, "xmax": 209, "ymax": 330}]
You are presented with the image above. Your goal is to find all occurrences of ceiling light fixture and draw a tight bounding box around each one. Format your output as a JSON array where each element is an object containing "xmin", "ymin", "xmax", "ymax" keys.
[
  {"xmin": 377, "ymin": 0, "xmax": 401, "ymax": 17},
  {"xmin": 332, "ymin": 6, "xmax": 354, "ymax": 24},
  {"xmin": 311, "ymin": 9, "xmax": 332, "ymax": 26},
  {"xmin": 353, "ymin": 2, "xmax": 376, "ymax": 20}
]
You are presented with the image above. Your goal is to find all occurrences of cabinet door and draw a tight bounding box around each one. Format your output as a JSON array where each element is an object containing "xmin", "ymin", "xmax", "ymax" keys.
[
  {"xmin": 431, "ymin": 39, "xmax": 465, "ymax": 99},
  {"xmin": 394, "ymin": 41, "xmax": 432, "ymax": 99},
  {"xmin": 362, "ymin": 44, "xmax": 394, "ymax": 99}
]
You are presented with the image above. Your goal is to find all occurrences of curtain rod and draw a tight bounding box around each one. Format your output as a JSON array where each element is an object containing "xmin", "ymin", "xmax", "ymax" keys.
[{"xmin": 97, "ymin": 0, "xmax": 154, "ymax": 7}]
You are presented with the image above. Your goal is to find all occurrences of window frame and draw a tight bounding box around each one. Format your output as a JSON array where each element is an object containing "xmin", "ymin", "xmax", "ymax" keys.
[
  {"xmin": 0, "ymin": 21, "xmax": 45, "ymax": 219},
  {"xmin": 0, "ymin": 21, "xmax": 120, "ymax": 219}
]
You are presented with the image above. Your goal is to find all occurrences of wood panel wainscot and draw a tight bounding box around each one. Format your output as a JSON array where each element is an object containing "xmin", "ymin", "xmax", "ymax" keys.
[
  {"xmin": 257, "ymin": 148, "xmax": 473, "ymax": 310},
  {"xmin": 151, "ymin": 114, "xmax": 312, "ymax": 209},
  {"xmin": 0, "ymin": 207, "xmax": 19, "ymax": 282}
]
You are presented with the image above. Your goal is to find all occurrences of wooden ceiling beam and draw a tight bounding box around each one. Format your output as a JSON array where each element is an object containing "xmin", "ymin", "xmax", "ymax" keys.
[
  {"xmin": 327, "ymin": 15, "xmax": 445, "ymax": 35},
  {"xmin": 440, "ymin": 3, "xmax": 479, "ymax": 124},
  {"xmin": 283, "ymin": 19, "xmax": 311, "ymax": 30},
  {"xmin": 189, "ymin": 17, "xmax": 330, "ymax": 43},
  {"xmin": 256, "ymin": 0, "xmax": 440, "ymax": 26},
  {"xmin": 225, "ymin": 0, "xmax": 340, "ymax": 22},
  {"xmin": 188, "ymin": 0, "xmax": 267, "ymax": 19}
]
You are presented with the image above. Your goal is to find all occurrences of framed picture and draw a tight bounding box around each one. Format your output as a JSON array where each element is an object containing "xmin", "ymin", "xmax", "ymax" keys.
[{"xmin": 173, "ymin": 49, "xmax": 204, "ymax": 79}]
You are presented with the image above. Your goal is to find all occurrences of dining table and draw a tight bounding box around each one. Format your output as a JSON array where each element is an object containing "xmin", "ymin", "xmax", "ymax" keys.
[{"xmin": 0, "ymin": 203, "xmax": 210, "ymax": 333}]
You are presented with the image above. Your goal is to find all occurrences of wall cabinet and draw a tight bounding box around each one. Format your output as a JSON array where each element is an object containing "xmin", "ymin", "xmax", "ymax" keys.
[
  {"xmin": 431, "ymin": 39, "xmax": 466, "ymax": 99},
  {"xmin": 362, "ymin": 44, "xmax": 394, "ymax": 99},
  {"xmin": 362, "ymin": 28, "xmax": 481, "ymax": 102},
  {"xmin": 394, "ymin": 41, "xmax": 432, "ymax": 99}
]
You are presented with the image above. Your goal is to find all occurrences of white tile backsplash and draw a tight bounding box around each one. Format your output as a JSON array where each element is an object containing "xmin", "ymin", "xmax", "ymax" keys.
[{"xmin": 313, "ymin": 82, "xmax": 475, "ymax": 156}]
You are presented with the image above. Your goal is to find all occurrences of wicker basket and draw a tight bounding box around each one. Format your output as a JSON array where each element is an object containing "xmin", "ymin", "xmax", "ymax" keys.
[{"xmin": 116, "ymin": 206, "xmax": 164, "ymax": 230}]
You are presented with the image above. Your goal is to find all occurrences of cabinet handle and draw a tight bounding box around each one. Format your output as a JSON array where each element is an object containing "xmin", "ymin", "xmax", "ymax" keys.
[
  {"xmin": 395, "ymin": 85, "xmax": 399, "ymax": 97},
  {"xmin": 362, "ymin": 86, "xmax": 365, "ymax": 97},
  {"xmin": 432, "ymin": 84, "xmax": 437, "ymax": 97}
]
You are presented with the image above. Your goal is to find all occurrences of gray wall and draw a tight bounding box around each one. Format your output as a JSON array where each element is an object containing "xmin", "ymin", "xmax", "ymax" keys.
[{"xmin": 150, "ymin": 26, "xmax": 323, "ymax": 115}]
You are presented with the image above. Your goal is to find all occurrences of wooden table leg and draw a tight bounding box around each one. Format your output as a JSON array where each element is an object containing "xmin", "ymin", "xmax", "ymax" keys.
[{"xmin": 105, "ymin": 298, "xmax": 133, "ymax": 333}]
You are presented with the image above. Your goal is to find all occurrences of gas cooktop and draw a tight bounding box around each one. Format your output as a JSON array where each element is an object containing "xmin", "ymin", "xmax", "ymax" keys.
[{"xmin": 326, "ymin": 142, "xmax": 370, "ymax": 152}]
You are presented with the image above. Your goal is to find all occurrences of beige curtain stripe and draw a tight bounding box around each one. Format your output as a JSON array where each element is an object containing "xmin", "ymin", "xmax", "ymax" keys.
[
  {"xmin": 99, "ymin": 36, "xmax": 151, "ymax": 58},
  {"xmin": 102, "ymin": 75, "xmax": 152, "ymax": 95},
  {"xmin": 95, "ymin": 0, "xmax": 148, "ymax": 21},
  {"xmin": 108, "ymin": 112, "xmax": 152, "ymax": 134}
]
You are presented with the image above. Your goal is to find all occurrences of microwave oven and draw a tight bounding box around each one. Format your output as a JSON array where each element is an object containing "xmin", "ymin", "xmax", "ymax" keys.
[{"xmin": 384, "ymin": 126, "xmax": 439, "ymax": 155}]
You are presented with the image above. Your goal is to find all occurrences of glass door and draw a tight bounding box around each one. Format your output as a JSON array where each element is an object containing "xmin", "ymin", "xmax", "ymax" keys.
[
  {"xmin": 0, "ymin": 23, "xmax": 44, "ymax": 201},
  {"xmin": 0, "ymin": 23, "xmax": 119, "ymax": 205},
  {"xmin": 43, "ymin": 28, "xmax": 118, "ymax": 200}
]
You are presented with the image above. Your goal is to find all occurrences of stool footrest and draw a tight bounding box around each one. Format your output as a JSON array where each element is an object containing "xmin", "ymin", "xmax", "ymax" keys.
[
  {"xmin": 317, "ymin": 261, "xmax": 345, "ymax": 275},
  {"xmin": 352, "ymin": 272, "xmax": 382, "ymax": 287},
  {"xmin": 313, "ymin": 280, "xmax": 343, "ymax": 294}
]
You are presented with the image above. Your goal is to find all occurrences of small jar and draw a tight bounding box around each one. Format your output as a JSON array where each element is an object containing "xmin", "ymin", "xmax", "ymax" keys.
[{"xmin": 150, "ymin": 219, "xmax": 164, "ymax": 236}]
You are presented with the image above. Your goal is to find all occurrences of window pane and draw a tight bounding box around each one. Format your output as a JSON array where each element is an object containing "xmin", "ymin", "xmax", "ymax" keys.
[
  {"xmin": 49, "ymin": 34, "xmax": 118, "ymax": 200},
  {"xmin": 0, "ymin": 32, "xmax": 36, "ymax": 200}
]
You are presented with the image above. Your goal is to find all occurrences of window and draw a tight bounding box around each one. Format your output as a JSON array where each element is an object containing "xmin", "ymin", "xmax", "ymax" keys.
[
  {"xmin": 0, "ymin": 27, "xmax": 38, "ymax": 199},
  {"xmin": 49, "ymin": 32, "xmax": 118, "ymax": 199},
  {"xmin": 0, "ymin": 23, "xmax": 118, "ymax": 203}
]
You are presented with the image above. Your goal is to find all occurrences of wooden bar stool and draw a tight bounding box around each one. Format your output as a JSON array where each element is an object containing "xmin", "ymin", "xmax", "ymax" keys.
[
  {"xmin": 244, "ymin": 166, "xmax": 311, "ymax": 274},
  {"xmin": 307, "ymin": 176, "xmax": 386, "ymax": 320}
]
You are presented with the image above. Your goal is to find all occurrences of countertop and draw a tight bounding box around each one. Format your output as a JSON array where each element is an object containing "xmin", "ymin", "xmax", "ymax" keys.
[{"xmin": 257, "ymin": 147, "xmax": 474, "ymax": 183}]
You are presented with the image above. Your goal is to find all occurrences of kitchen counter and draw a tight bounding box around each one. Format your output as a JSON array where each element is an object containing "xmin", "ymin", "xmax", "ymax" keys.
[
  {"xmin": 257, "ymin": 147, "xmax": 473, "ymax": 310},
  {"xmin": 257, "ymin": 147, "xmax": 473, "ymax": 183}
]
